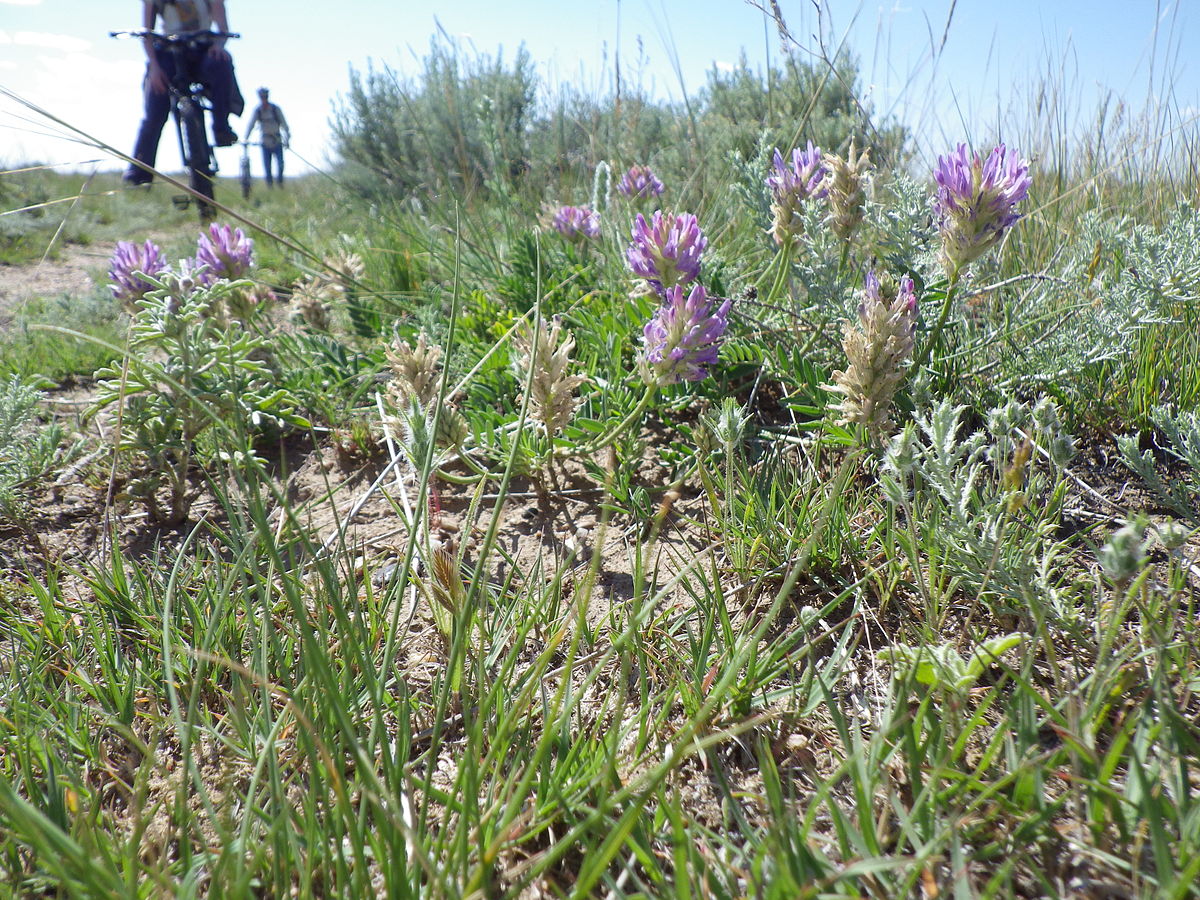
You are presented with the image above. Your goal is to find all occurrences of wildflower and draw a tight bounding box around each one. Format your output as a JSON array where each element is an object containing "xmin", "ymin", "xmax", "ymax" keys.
[
  {"xmin": 386, "ymin": 331, "xmax": 443, "ymax": 408},
  {"xmin": 547, "ymin": 205, "xmax": 601, "ymax": 242},
  {"xmin": 512, "ymin": 316, "xmax": 587, "ymax": 436},
  {"xmin": 109, "ymin": 239, "xmax": 168, "ymax": 309},
  {"xmin": 626, "ymin": 211, "xmax": 707, "ymax": 294},
  {"xmin": 617, "ymin": 164, "xmax": 664, "ymax": 199},
  {"xmin": 766, "ymin": 142, "xmax": 827, "ymax": 244},
  {"xmin": 822, "ymin": 140, "xmax": 871, "ymax": 242},
  {"xmin": 826, "ymin": 270, "xmax": 919, "ymax": 441},
  {"xmin": 289, "ymin": 274, "xmax": 336, "ymax": 331},
  {"xmin": 639, "ymin": 283, "xmax": 732, "ymax": 386},
  {"xmin": 933, "ymin": 143, "xmax": 1031, "ymax": 277},
  {"xmin": 194, "ymin": 222, "xmax": 255, "ymax": 283},
  {"xmin": 326, "ymin": 250, "xmax": 365, "ymax": 293}
]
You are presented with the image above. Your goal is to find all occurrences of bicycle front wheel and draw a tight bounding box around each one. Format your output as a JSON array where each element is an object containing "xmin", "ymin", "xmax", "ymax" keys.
[{"xmin": 178, "ymin": 98, "xmax": 216, "ymax": 220}]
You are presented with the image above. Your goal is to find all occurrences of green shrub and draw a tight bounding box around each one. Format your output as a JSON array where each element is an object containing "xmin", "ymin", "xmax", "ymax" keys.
[{"xmin": 0, "ymin": 374, "xmax": 76, "ymax": 523}]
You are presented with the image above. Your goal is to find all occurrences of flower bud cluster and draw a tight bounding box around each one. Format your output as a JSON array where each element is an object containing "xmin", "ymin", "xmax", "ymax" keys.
[
  {"xmin": 512, "ymin": 317, "xmax": 587, "ymax": 436},
  {"xmin": 822, "ymin": 140, "xmax": 871, "ymax": 243},
  {"xmin": 826, "ymin": 270, "xmax": 919, "ymax": 440},
  {"xmin": 386, "ymin": 331, "xmax": 443, "ymax": 409},
  {"xmin": 765, "ymin": 142, "xmax": 827, "ymax": 244},
  {"xmin": 327, "ymin": 250, "xmax": 366, "ymax": 293},
  {"xmin": 289, "ymin": 276, "xmax": 334, "ymax": 331}
]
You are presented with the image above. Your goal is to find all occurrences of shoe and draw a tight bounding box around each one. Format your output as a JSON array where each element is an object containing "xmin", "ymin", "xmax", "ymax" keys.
[
  {"xmin": 214, "ymin": 125, "xmax": 238, "ymax": 147},
  {"xmin": 123, "ymin": 167, "xmax": 152, "ymax": 186}
]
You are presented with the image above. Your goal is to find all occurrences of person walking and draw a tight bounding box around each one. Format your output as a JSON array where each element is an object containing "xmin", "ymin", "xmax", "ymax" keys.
[
  {"xmin": 244, "ymin": 88, "xmax": 291, "ymax": 187},
  {"xmin": 123, "ymin": 0, "xmax": 244, "ymax": 186}
]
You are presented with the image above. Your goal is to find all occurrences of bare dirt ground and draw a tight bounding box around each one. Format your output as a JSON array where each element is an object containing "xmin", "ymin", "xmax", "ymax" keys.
[{"xmin": 0, "ymin": 240, "xmax": 116, "ymax": 326}]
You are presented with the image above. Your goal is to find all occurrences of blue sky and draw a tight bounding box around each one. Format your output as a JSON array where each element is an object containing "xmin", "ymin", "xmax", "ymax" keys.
[{"xmin": 1, "ymin": 1, "xmax": 1196, "ymax": 176}]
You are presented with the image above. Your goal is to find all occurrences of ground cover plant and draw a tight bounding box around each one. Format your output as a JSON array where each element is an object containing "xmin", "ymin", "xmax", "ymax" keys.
[{"xmin": 1, "ymin": 15, "xmax": 1199, "ymax": 899}]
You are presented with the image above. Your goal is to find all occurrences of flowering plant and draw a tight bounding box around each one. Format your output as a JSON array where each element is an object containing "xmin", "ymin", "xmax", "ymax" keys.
[
  {"xmin": 617, "ymin": 164, "xmax": 664, "ymax": 199},
  {"xmin": 547, "ymin": 205, "xmax": 600, "ymax": 242},
  {"xmin": 194, "ymin": 223, "xmax": 256, "ymax": 284},
  {"xmin": 933, "ymin": 143, "xmax": 1031, "ymax": 277},
  {"xmin": 639, "ymin": 284, "xmax": 732, "ymax": 386},
  {"xmin": 626, "ymin": 211, "xmax": 707, "ymax": 294},
  {"xmin": 108, "ymin": 239, "xmax": 168, "ymax": 309},
  {"xmin": 766, "ymin": 142, "xmax": 827, "ymax": 244}
]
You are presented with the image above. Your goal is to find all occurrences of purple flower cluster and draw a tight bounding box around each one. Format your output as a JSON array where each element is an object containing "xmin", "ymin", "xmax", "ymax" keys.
[
  {"xmin": 638, "ymin": 284, "xmax": 732, "ymax": 386},
  {"xmin": 766, "ymin": 142, "xmax": 827, "ymax": 243},
  {"xmin": 933, "ymin": 143, "xmax": 1031, "ymax": 276},
  {"xmin": 108, "ymin": 239, "xmax": 168, "ymax": 307},
  {"xmin": 626, "ymin": 211, "xmax": 707, "ymax": 294},
  {"xmin": 549, "ymin": 205, "xmax": 600, "ymax": 242},
  {"xmin": 195, "ymin": 222, "xmax": 255, "ymax": 284},
  {"xmin": 617, "ymin": 164, "xmax": 665, "ymax": 200},
  {"xmin": 861, "ymin": 269, "xmax": 917, "ymax": 322}
]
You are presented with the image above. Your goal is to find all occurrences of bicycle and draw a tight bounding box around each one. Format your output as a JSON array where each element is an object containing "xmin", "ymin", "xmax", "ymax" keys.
[
  {"xmin": 239, "ymin": 140, "xmax": 257, "ymax": 200},
  {"xmin": 111, "ymin": 29, "xmax": 241, "ymax": 221}
]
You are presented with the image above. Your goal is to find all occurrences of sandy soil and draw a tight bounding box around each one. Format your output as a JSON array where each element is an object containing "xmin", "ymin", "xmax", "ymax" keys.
[{"xmin": 0, "ymin": 241, "xmax": 116, "ymax": 325}]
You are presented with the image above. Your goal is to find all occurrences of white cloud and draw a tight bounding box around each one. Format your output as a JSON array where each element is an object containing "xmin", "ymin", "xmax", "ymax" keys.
[
  {"xmin": 13, "ymin": 31, "xmax": 91, "ymax": 53},
  {"xmin": 713, "ymin": 60, "xmax": 735, "ymax": 73},
  {"xmin": 1, "ymin": 51, "xmax": 142, "ymax": 165}
]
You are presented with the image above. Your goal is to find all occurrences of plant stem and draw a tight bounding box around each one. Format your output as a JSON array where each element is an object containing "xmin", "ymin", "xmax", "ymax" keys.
[
  {"xmin": 584, "ymin": 383, "xmax": 658, "ymax": 454},
  {"xmin": 912, "ymin": 273, "xmax": 961, "ymax": 372},
  {"xmin": 763, "ymin": 236, "xmax": 794, "ymax": 307}
]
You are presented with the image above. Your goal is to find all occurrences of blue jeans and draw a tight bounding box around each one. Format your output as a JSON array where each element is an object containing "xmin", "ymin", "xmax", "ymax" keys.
[
  {"xmin": 262, "ymin": 142, "xmax": 284, "ymax": 185},
  {"xmin": 130, "ymin": 48, "xmax": 240, "ymax": 173}
]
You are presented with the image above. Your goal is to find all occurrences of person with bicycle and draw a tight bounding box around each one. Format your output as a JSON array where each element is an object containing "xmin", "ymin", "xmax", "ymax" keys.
[
  {"xmin": 123, "ymin": 0, "xmax": 245, "ymax": 186},
  {"xmin": 243, "ymin": 87, "xmax": 291, "ymax": 188}
]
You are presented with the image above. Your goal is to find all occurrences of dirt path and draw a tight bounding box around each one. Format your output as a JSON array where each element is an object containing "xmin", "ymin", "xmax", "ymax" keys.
[{"xmin": 0, "ymin": 241, "xmax": 117, "ymax": 326}]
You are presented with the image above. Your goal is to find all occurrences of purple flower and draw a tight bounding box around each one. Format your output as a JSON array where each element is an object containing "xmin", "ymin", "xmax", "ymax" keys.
[
  {"xmin": 933, "ymin": 143, "xmax": 1031, "ymax": 276},
  {"xmin": 766, "ymin": 142, "xmax": 827, "ymax": 243},
  {"xmin": 639, "ymin": 283, "xmax": 732, "ymax": 386},
  {"xmin": 108, "ymin": 239, "xmax": 168, "ymax": 306},
  {"xmin": 861, "ymin": 269, "xmax": 918, "ymax": 323},
  {"xmin": 626, "ymin": 211, "xmax": 707, "ymax": 294},
  {"xmin": 549, "ymin": 205, "xmax": 600, "ymax": 242},
  {"xmin": 194, "ymin": 223, "xmax": 255, "ymax": 284},
  {"xmin": 617, "ymin": 164, "xmax": 665, "ymax": 199}
]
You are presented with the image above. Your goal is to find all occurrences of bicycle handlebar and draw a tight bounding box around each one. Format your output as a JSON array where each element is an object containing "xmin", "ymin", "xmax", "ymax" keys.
[{"xmin": 109, "ymin": 29, "xmax": 241, "ymax": 42}]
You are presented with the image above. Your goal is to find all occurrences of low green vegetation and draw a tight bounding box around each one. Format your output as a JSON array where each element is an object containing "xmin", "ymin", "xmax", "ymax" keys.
[{"xmin": 0, "ymin": 22, "xmax": 1197, "ymax": 899}]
